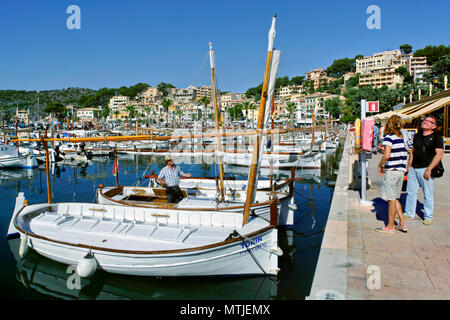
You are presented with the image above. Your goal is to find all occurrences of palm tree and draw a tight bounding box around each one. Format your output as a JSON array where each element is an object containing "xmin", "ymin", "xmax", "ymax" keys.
[
  {"xmin": 175, "ymin": 109, "xmax": 182, "ymax": 127},
  {"xmin": 102, "ymin": 106, "xmax": 110, "ymax": 129},
  {"xmin": 125, "ymin": 105, "xmax": 136, "ymax": 127},
  {"xmin": 144, "ymin": 106, "xmax": 152, "ymax": 126},
  {"xmin": 114, "ymin": 110, "xmax": 120, "ymax": 125},
  {"xmin": 229, "ymin": 103, "xmax": 243, "ymax": 123},
  {"xmin": 199, "ymin": 96, "xmax": 210, "ymax": 125},
  {"xmin": 241, "ymin": 101, "xmax": 255, "ymax": 129},
  {"xmin": 161, "ymin": 98, "xmax": 172, "ymax": 126},
  {"xmin": 285, "ymin": 102, "xmax": 297, "ymax": 128}
]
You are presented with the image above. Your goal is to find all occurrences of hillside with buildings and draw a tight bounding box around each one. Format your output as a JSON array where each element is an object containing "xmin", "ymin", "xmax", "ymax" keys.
[{"xmin": 2, "ymin": 45, "xmax": 449, "ymax": 125}]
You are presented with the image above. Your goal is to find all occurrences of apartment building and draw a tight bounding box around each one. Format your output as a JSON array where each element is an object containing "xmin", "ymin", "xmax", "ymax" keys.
[
  {"xmin": 221, "ymin": 92, "xmax": 245, "ymax": 102},
  {"xmin": 358, "ymin": 68, "xmax": 404, "ymax": 88},
  {"xmin": 196, "ymin": 85, "xmax": 221, "ymax": 101},
  {"xmin": 77, "ymin": 107, "xmax": 100, "ymax": 121},
  {"xmin": 356, "ymin": 50, "xmax": 401, "ymax": 74},
  {"xmin": 357, "ymin": 49, "xmax": 430, "ymax": 87},
  {"xmin": 109, "ymin": 96, "xmax": 130, "ymax": 113},
  {"xmin": 391, "ymin": 54, "xmax": 430, "ymax": 80},
  {"xmin": 295, "ymin": 93, "xmax": 344, "ymax": 120},
  {"xmin": 174, "ymin": 86, "xmax": 197, "ymax": 103},
  {"xmin": 305, "ymin": 68, "xmax": 336, "ymax": 90},
  {"xmin": 278, "ymin": 85, "xmax": 306, "ymax": 100},
  {"xmin": 139, "ymin": 86, "xmax": 160, "ymax": 104}
]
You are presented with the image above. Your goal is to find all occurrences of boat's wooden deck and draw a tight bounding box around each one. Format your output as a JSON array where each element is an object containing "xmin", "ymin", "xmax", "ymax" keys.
[{"xmin": 29, "ymin": 212, "xmax": 232, "ymax": 251}]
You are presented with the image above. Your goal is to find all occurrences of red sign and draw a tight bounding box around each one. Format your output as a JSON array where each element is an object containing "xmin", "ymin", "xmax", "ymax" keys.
[{"xmin": 367, "ymin": 101, "xmax": 379, "ymax": 112}]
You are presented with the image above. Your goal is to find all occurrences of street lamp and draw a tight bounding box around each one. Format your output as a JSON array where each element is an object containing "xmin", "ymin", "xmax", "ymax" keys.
[{"xmin": 433, "ymin": 76, "xmax": 439, "ymax": 85}]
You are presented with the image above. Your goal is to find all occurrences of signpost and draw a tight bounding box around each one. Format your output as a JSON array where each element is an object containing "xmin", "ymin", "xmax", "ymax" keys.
[
  {"xmin": 360, "ymin": 99, "xmax": 373, "ymax": 206},
  {"xmin": 366, "ymin": 101, "xmax": 379, "ymax": 113}
]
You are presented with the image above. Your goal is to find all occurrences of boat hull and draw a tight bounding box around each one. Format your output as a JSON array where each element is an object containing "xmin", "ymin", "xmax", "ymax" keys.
[
  {"xmin": 12, "ymin": 202, "xmax": 280, "ymax": 277},
  {"xmin": 26, "ymin": 229, "xmax": 278, "ymax": 276},
  {"xmin": 219, "ymin": 151, "xmax": 321, "ymax": 169}
]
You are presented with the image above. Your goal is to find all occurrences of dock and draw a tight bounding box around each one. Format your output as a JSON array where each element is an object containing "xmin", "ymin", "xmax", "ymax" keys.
[{"xmin": 309, "ymin": 132, "xmax": 450, "ymax": 300}]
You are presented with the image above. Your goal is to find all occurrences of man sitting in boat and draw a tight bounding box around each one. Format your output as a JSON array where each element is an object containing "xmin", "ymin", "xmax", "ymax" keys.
[{"xmin": 157, "ymin": 155, "xmax": 191, "ymax": 203}]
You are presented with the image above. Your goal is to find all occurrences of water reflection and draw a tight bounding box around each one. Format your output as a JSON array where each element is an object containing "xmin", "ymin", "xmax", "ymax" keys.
[
  {"xmin": 9, "ymin": 239, "xmax": 278, "ymax": 300},
  {"xmin": 2, "ymin": 139, "xmax": 343, "ymax": 300}
]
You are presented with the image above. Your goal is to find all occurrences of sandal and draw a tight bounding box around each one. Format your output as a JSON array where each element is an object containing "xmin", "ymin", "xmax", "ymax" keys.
[
  {"xmin": 395, "ymin": 225, "xmax": 408, "ymax": 232},
  {"xmin": 375, "ymin": 227, "xmax": 395, "ymax": 234}
]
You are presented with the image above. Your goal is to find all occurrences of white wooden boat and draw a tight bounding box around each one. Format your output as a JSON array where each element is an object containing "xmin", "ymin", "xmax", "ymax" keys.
[
  {"xmin": 223, "ymin": 164, "xmax": 321, "ymax": 182},
  {"xmin": 9, "ymin": 194, "xmax": 281, "ymax": 277},
  {"xmin": 219, "ymin": 150, "xmax": 322, "ymax": 169},
  {"xmin": 96, "ymin": 184, "xmax": 295, "ymax": 226},
  {"xmin": 0, "ymin": 143, "xmax": 38, "ymax": 169}
]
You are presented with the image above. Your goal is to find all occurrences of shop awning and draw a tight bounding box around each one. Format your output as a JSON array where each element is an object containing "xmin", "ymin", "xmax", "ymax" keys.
[{"xmin": 399, "ymin": 96, "xmax": 450, "ymax": 119}]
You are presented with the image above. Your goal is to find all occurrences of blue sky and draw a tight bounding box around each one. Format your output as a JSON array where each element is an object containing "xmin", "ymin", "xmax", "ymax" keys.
[{"xmin": 0, "ymin": 0, "xmax": 448, "ymax": 93}]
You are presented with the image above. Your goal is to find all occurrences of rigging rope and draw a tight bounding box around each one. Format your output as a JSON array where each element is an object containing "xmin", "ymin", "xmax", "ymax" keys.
[{"xmin": 190, "ymin": 51, "xmax": 209, "ymax": 87}]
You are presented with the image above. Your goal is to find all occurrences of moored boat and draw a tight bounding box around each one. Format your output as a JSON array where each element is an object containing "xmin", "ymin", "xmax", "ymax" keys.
[{"xmin": 9, "ymin": 195, "xmax": 281, "ymax": 276}]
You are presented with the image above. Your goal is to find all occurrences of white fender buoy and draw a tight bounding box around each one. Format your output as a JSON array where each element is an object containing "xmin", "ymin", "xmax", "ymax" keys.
[
  {"xmin": 271, "ymin": 246, "xmax": 283, "ymax": 257},
  {"xmin": 77, "ymin": 252, "xmax": 97, "ymax": 278},
  {"xmin": 288, "ymin": 198, "xmax": 298, "ymax": 211},
  {"xmin": 19, "ymin": 234, "xmax": 29, "ymax": 258}
]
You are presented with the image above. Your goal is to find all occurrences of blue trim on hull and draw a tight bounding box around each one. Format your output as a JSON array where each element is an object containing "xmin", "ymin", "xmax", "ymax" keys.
[{"xmin": 7, "ymin": 232, "xmax": 20, "ymax": 240}]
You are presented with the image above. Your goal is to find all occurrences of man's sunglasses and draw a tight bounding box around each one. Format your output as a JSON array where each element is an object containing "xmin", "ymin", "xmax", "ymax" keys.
[{"xmin": 423, "ymin": 119, "xmax": 436, "ymax": 125}]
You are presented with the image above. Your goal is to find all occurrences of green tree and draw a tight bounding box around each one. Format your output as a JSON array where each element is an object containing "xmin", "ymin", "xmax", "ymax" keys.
[
  {"xmin": 228, "ymin": 104, "xmax": 243, "ymax": 122},
  {"xmin": 289, "ymin": 76, "xmax": 305, "ymax": 86},
  {"xmin": 113, "ymin": 110, "xmax": 120, "ymax": 124},
  {"xmin": 326, "ymin": 58, "xmax": 356, "ymax": 77},
  {"xmin": 324, "ymin": 97, "xmax": 342, "ymax": 118},
  {"xmin": 44, "ymin": 102, "xmax": 66, "ymax": 120},
  {"xmin": 395, "ymin": 66, "xmax": 412, "ymax": 84},
  {"xmin": 241, "ymin": 101, "xmax": 254, "ymax": 127},
  {"xmin": 199, "ymin": 96, "xmax": 210, "ymax": 124},
  {"xmin": 400, "ymin": 44, "xmax": 413, "ymax": 55},
  {"xmin": 275, "ymin": 76, "xmax": 290, "ymax": 89},
  {"xmin": 157, "ymin": 82, "xmax": 175, "ymax": 97},
  {"xmin": 144, "ymin": 106, "xmax": 152, "ymax": 125},
  {"xmin": 414, "ymin": 45, "xmax": 450, "ymax": 65},
  {"xmin": 422, "ymin": 54, "xmax": 450, "ymax": 90},
  {"xmin": 345, "ymin": 75, "xmax": 359, "ymax": 88},
  {"xmin": 285, "ymin": 102, "xmax": 297, "ymax": 128},
  {"xmin": 161, "ymin": 98, "xmax": 172, "ymax": 125},
  {"xmin": 102, "ymin": 106, "xmax": 110, "ymax": 119},
  {"xmin": 125, "ymin": 105, "xmax": 136, "ymax": 126}
]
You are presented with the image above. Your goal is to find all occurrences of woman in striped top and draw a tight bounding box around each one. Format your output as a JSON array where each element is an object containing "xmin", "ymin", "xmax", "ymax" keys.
[{"xmin": 376, "ymin": 115, "xmax": 409, "ymax": 234}]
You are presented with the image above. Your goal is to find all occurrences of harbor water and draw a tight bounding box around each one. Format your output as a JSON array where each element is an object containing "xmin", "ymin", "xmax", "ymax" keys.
[{"xmin": 0, "ymin": 142, "xmax": 343, "ymax": 300}]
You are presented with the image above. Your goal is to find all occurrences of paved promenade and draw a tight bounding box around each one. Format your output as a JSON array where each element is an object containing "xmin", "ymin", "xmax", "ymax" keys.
[{"xmin": 309, "ymin": 133, "xmax": 450, "ymax": 300}]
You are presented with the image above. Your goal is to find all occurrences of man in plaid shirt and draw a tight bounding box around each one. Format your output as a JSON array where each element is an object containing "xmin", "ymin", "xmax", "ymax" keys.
[{"xmin": 157, "ymin": 155, "xmax": 191, "ymax": 203}]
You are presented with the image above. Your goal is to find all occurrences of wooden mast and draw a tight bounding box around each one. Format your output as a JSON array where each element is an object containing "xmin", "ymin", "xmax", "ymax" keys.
[
  {"xmin": 270, "ymin": 94, "xmax": 275, "ymax": 191},
  {"xmin": 209, "ymin": 41, "xmax": 225, "ymax": 202},
  {"xmin": 41, "ymin": 135, "xmax": 52, "ymax": 205},
  {"xmin": 243, "ymin": 14, "xmax": 277, "ymax": 225},
  {"xmin": 310, "ymin": 105, "xmax": 316, "ymax": 152}
]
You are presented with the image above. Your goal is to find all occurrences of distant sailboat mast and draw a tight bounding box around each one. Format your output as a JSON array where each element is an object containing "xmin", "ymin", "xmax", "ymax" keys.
[{"xmin": 209, "ymin": 42, "xmax": 225, "ymax": 202}]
